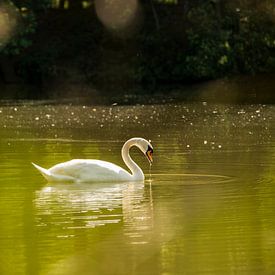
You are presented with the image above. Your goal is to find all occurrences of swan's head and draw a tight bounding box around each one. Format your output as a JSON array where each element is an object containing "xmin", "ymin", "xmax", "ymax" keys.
[{"xmin": 135, "ymin": 138, "xmax": 153, "ymax": 164}]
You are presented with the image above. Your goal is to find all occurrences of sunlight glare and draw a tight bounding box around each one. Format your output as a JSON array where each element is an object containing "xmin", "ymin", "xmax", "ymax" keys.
[
  {"xmin": 95, "ymin": 0, "xmax": 141, "ymax": 33},
  {"xmin": 0, "ymin": 3, "xmax": 17, "ymax": 49}
]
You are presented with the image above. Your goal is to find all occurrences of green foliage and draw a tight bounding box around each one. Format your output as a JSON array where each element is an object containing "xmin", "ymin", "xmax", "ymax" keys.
[
  {"xmin": 1, "ymin": 0, "xmax": 53, "ymax": 55},
  {"xmin": 1, "ymin": 0, "xmax": 275, "ymax": 87},
  {"xmin": 1, "ymin": 11, "xmax": 36, "ymax": 56},
  {"xmin": 137, "ymin": 0, "xmax": 275, "ymax": 84},
  {"xmin": 184, "ymin": 4, "xmax": 228, "ymax": 78},
  {"xmin": 232, "ymin": 10, "xmax": 275, "ymax": 73},
  {"xmin": 0, "ymin": 0, "xmax": 39, "ymax": 56}
]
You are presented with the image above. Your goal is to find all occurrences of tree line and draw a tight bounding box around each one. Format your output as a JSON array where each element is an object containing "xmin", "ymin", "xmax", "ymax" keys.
[{"xmin": 1, "ymin": 0, "xmax": 275, "ymax": 95}]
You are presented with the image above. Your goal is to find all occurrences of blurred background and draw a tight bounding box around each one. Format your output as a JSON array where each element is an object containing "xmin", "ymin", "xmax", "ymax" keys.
[{"xmin": 1, "ymin": 0, "xmax": 275, "ymax": 103}]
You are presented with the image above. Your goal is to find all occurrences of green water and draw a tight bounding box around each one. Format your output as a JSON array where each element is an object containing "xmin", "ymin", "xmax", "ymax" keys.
[{"xmin": 0, "ymin": 102, "xmax": 274, "ymax": 274}]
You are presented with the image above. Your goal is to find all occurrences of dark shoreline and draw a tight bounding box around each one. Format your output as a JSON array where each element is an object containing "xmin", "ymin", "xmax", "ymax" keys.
[{"xmin": 1, "ymin": 74, "xmax": 275, "ymax": 105}]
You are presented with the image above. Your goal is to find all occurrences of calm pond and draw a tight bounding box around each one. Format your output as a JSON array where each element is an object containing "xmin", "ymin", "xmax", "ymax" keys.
[{"xmin": 0, "ymin": 101, "xmax": 274, "ymax": 274}]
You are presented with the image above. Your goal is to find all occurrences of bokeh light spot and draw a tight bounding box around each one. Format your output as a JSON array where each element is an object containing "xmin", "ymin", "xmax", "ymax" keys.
[
  {"xmin": 95, "ymin": 0, "xmax": 140, "ymax": 33},
  {"xmin": 0, "ymin": 3, "xmax": 18, "ymax": 49}
]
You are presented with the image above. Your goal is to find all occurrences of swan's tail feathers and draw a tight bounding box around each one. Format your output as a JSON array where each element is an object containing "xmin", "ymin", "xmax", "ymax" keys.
[
  {"xmin": 32, "ymin": 163, "xmax": 53, "ymax": 182},
  {"xmin": 32, "ymin": 163, "xmax": 75, "ymax": 182}
]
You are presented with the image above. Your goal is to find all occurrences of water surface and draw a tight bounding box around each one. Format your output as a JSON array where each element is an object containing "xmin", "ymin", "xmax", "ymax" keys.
[{"xmin": 0, "ymin": 102, "xmax": 274, "ymax": 274}]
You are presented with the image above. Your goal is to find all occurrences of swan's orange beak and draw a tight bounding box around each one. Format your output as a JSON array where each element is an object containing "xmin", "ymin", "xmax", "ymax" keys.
[{"xmin": 146, "ymin": 148, "xmax": 153, "ymax": 163}]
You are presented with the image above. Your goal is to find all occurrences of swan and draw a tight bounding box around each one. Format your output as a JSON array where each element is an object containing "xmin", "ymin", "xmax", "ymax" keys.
[{"xmin": 32, "ymin": 137, "xmax": 153, "ymax": 183}]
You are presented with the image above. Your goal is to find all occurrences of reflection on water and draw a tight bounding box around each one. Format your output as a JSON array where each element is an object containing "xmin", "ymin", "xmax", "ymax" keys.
[
  {"xmin": 35, "ymin": 182, "xmax": 146, "ymax": 231},
  {"xmin": 0, "ymin": 102, "xmax": 274, "ymax": 274}
]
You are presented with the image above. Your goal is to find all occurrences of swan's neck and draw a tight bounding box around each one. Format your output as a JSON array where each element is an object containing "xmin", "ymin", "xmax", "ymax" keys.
[{"xmin": 122, "ymin": 139, "xmax": 144, "ymax": 181}]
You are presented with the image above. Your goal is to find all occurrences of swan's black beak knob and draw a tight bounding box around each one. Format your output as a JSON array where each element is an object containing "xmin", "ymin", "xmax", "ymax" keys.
[{"xmin": 146, "ymin": 146, "xmax": 153, "ymax": 164}]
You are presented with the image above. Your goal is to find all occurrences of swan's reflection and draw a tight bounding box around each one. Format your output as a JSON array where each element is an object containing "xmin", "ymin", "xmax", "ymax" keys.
[
  {"xmin": 122, "ymin": 181, "xmax": 154, "ymax": 244},
  {"xmin": 35, "ymin": 181, "xmax": 153, "ymax": 242}
]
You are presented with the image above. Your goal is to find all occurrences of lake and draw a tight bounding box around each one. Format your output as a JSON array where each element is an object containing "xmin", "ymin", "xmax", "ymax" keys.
[{"xmin": 0, "ymin": 101, "xmax": 274, "ymax": 274}]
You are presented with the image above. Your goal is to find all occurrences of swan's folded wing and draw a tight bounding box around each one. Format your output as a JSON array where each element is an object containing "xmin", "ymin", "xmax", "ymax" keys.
[{"xmin": 49, "ymin": 159, "xmax": 131, "ymax": 182}]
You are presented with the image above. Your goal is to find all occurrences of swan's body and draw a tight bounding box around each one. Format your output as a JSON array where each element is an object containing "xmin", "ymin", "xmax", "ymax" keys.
[{"xmin": 32, "ymin": 137, "xmax": 153, "ymax": 183}]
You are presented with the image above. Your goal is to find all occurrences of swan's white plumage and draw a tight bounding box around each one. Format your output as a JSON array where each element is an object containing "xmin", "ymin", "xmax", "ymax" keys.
[
  {"xmin": 48, "ymin": 159, "xmax": 132, "ymax": 182},
  {"xmin": 32, "ymin": 137, "xmax": 153, "ymax": 183},
  {"xmin": 32, "ymin": 162, "xmax": 75, "ymax": 182}
]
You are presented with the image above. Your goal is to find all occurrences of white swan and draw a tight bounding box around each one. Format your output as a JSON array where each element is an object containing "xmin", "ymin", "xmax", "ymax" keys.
[{"xmin": 32, "ymin": 137, "xmax": 153, "ymax": 183}]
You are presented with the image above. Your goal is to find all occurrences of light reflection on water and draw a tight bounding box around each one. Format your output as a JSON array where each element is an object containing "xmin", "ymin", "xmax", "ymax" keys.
[
  {"xmin": 35, "ymin": 182, "xmax": 143, "ymax": 230},
  {"xmin": 0, "ymin": 102, "xmax": 274, "ymax": 274}
]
